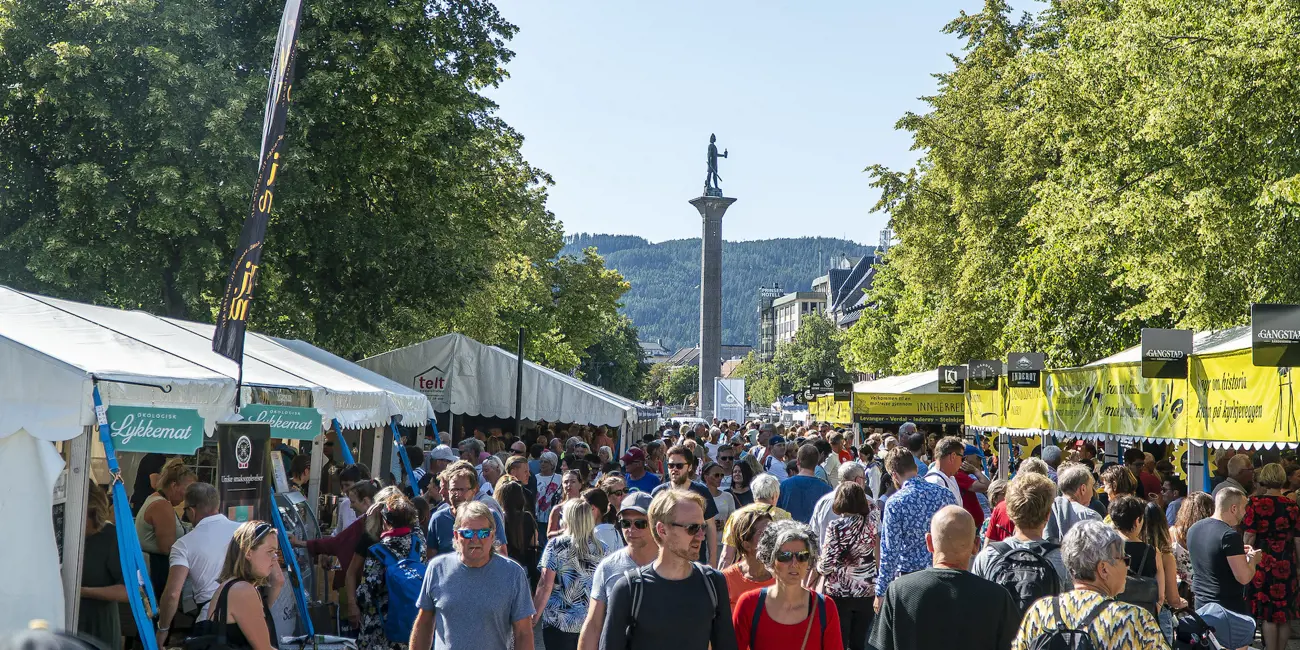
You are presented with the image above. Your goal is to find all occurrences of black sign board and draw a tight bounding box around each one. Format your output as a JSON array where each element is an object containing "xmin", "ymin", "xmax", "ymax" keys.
[
  {"xmin": 218, "ymin": 422, "xmax": 272, "ymax": 522},
  {"xmin": 833, "ymin": 382, "xmax": 853, "ymax": 402},
  {"xmin": 793, "ymin": 391, "xmax": 805, "ymax": 406},
  {"xmin": 1252, "ymin": 304, "xmax": 1300, "ymax": 367},
  {"xmin": 1007, "ymin": 352, "xmax": 1045, "ymax": 388},
  {"xmin": 968, "ymin": 360, "xmax": 1001, "ymax": 391},
  {"xmin": 1141, "ymin": 328, "xmax": 1193, "ymax": 378},
  {"xmin": 819, "ymin": 376, "xmax": 836, "ymax": 393},
  {"xmin": 938, "ymin": 366, "xmax": 966, "ymax": 393}
]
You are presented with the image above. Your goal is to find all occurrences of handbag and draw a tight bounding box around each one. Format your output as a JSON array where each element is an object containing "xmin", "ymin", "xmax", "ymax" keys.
[
  {"xmin": 183, "ymin": 581, "xmax": 241, "ymax": 650},
  {"xmin": 1117, "ymin": 547, "xmax": 1160, "ymax": 614}
]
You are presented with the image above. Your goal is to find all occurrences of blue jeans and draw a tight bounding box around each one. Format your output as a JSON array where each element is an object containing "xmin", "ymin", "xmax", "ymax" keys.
[{"xmin": 1158, "ymin": 606, "xmax": 1174, "ymax": 645}]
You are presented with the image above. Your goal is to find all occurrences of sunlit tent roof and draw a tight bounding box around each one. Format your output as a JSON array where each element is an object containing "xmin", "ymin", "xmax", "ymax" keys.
[
  {"xmin": 273, "ymin": 337, "xmax": 434, "ymax": 425},
  {"xmin": 853, "ymin": 368, "xmax": 939, "ymax": 394},
  {"xmin": 359, "ymin": 332, "xmax": 638, "ymax": 428},
  {"xmin": 1085, "ymin": 326, "xmax": 1249, "ymax": 366}
]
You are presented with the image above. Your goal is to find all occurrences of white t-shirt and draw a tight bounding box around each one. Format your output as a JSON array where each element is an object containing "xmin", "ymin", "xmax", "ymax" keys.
[
  {"xmin": 760, "ymin": 453, "xmax": 789, "ymax": 480},
  {"xmin": 923, "ymin": 467, "xmax": 962, "ymax": 504},
  {"xmin": 593, "ymin": 523, "xmax": 624, "ymax": 553},
  {"xmin": 334, "ymin": 497, "xmax": 357, "ymax": 535},
  {"xmin": 169, "ymin": 514, "xmax": 242, "ymax": 617}
]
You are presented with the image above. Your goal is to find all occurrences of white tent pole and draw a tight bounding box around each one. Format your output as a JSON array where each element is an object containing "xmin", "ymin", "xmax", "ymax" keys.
[
  {"xmin": 997, "ymin": 434, "xmax": 1010, "ymax": 481},
  {"xmin": 61, "ymin": 428, "xmax": 92, "ymax": 627},
  {"xmin": 307, "ymin": 432, "xmax": 324, "ymax": 524},
  {"xmin": 1188, "ymin": 444, "xmax": 1206, "ymax": 493}
]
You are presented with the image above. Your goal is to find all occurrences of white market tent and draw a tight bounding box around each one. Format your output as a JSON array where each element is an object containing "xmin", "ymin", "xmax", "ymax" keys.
[
  {"xmin": 358, "ymin": 332, "xmax": 644, "ymax": 434},
  {"xmin": 853, "ymin": 368, "xmax": 939, "ymax": 394},
  {"xmin": 0, "ymin": 286, "xmax": 435, "ymax": 634}
]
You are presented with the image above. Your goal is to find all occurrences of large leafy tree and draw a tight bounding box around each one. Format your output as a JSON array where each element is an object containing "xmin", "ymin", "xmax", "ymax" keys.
[
  {"xmin": 844, "ymin": 0, "xmax": 1300, "ymax": 373},
  {"xmin": 0, "ymin": 0, "xmax": 629, "ymax": 372},
  {"xmin": 772, "ymin": 315, "xmax": 848, "ymax": 393}
]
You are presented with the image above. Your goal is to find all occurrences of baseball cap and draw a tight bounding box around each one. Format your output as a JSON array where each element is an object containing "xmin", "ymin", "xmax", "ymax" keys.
[
  {"xmin": 620, "ymin": 490, "xmax": 654, "ymax": 514},
  {"xmin": 430, "ymin": 445, "xmax": 458, "ymax": 462},
  {"xmin": 769, "ymin": 435, "xmax": 786, "ymax": 446},
  {"xmin": 964, "ymin": 444, "xmax": 984, "ymax": 458},
  {"xmin": 621, "ymin": 447, "xmax": 646, "ymax": 463}
]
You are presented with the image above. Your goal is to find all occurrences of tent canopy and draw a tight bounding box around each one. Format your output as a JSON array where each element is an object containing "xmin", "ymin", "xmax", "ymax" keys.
[
  {"xmin": 1085, "ymin": 326, "xmax": 1248, "ymax": 366},
  {"xmin": 853, "ymin": 369, "xmax": 939, "ymax": 394},
  {"xmin": 0, "ymin": 287, "xmax": 237, "ymax": 441},
  {"xmin": 360, "ymin": 333, "xmax": 637, "ymax": 428},
  {"xmin": 273, "ymin": 337, "xmax": 434, "ymax": 425}
]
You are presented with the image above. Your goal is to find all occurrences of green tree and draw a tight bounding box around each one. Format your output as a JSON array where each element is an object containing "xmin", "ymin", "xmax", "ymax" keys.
[
  {"xmin": 658, "ymin": 365, "xmax": 698, "ymax": 407},
  {"xmin": 642, "ymin": 362, "xmax": 672, "ymax": 403},
  {"xmin": 731, "ymin": 351, "xmax": 781, "ymax": 407},
  {"xmin": 579, "ymin": 314, "xmax": 648, "ymax": 399},
  {"xmin": 772, "ymin": 315, "xmax": 847, "ymax": 393}
]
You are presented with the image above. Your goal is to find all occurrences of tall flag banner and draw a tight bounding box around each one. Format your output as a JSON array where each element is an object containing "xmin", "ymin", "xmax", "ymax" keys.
[{"xmin": 212, "ymin": 0, "xmax": 305, "ymax": 361}]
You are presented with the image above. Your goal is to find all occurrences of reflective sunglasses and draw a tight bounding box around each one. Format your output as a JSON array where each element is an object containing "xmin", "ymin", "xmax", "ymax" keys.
[
  {"xmin": 670, "ymin": 522, "xmax": 706, "ymax": 536},
  {"xmin": 617, "ymin": 518, "xmax": 649, "ymax": 530},
  {"xmin": 456, "ymin": 527, "xmax": 493, "ymax": 540},
  {"xmin": 775, "ymin": 550, "xmax": 812, "ymax": 564}
]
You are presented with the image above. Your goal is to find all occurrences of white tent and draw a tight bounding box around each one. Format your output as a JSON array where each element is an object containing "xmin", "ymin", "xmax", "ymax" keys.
[
  {"xmin": 359, "ymin": 333, "xmax": 637, "ymax": 429},
  {"xmin": 853, "ymin": 368, "xmax": 940, "ymax": 394},
  {"xmin": 272, "ymin": 337, "xmax": 435, "ymax": 426},
  {"xmin": 0, "ymin": 287, "xmax": 238, "ymax": 635}
]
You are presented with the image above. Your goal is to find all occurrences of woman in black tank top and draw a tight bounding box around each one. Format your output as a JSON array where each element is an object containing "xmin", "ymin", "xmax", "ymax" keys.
[{"xmin": 201, "ymin": 521, "xmax": 286, "ymax": 650}]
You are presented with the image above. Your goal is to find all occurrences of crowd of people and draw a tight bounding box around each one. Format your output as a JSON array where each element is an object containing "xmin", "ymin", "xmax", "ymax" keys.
[{"xmin": 71, "ymin": 420, "xmax": 1300, "ymax": 650}]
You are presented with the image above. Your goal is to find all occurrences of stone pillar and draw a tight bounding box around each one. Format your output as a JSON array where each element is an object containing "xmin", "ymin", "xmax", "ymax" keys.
[{"xmin": 691, "ymin": 194, "xmax": 736, "ymax": 420}]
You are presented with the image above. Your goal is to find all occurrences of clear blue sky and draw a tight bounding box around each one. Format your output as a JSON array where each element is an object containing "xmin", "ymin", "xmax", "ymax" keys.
[{"xmin": 487, "ymin": 1, "xmax": 1015, "ymax": 244}]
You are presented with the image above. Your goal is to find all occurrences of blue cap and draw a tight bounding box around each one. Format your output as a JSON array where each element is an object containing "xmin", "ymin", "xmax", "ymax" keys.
[
  {"xmin": 964, "ymin": 444, "xmax": 984, "ymax": 458},
  {"xmin": 769, "ymin": 435, "xmax": 786, "ymax": 446}
]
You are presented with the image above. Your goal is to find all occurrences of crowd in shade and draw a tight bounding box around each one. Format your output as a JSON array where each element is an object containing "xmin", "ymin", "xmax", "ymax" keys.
[{"xmin": 70, "ymin": 420, "xmax": 1300, "ymax": 650}]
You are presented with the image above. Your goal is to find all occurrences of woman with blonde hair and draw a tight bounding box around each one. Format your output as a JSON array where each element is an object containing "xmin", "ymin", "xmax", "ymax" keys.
[
  {"xmin": 345, "ymin": 484, "xmax": 403, "ymax": 629},
  {"xmin": 533, "ymin": 498, "xmax": 609, "ymax": 650},
  {"xmin": 720, "ymin": 505, "xmax": 775, "ymax": 609},
  {"xmin": 1243, "ymin": 462, "xmax": 1300, "ymax": 650},
  {"xmin": 198, "ymin": 520, "xmax": 285, "ymax": 650},
  {"xmin": 135, "ymin": 457, "xmax": 195, "ymax": 596},
  {"xmin": 80, "ymin": 481, "xmax": 128, "ymax": 650}
]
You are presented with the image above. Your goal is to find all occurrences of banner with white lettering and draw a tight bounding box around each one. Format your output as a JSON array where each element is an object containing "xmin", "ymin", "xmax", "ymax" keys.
[
  {"xmin": 1141, "ymin": 328, "xmax": 1192, "ymax": 379},
  {"xmin": 1251, "ymin": 304, "xmax": 1300, "ymax": 367},
  {"xmin": 218, "ymin": 422, "xmax": 271, "ymax": 522},
  {"xmin": 106, "ymin": 406, "xmax": 205, "ymax": 454}
]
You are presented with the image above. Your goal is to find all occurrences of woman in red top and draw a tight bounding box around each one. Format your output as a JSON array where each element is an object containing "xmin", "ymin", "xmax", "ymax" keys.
[{"xmin": 733, "ymin": 520, "xmax": 843, "ymax": 650}]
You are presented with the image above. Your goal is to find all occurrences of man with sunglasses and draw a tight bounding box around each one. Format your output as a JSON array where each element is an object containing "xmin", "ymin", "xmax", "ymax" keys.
[
  {"xmin": 578, "ymin": 492, "xmax": 659, "ymax": 650},
  {"xmin": 600, "ymin": 490, "xmax": 737, "ymax": 650},
  {"xmin": 715, "ymin": 446, "xmax": 736, "ymax": 490},
  {"xmin": 412, "ymin": 501, "xmax": 535, "ymax": 650},
  {"xmin": 651, "ymin": 445, "xmax": 720, "ymax": 566},
  {"xmin": 427, "ymin": 463, "xmax": 506, "ymax": 558}
]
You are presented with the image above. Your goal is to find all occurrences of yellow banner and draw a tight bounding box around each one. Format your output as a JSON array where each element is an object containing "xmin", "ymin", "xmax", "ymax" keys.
[
  {"xmin": 1042, "ymin": 365, "xmax": 1184, "ymax": 439},
  {"xmin": 1187, "ymin": 350, "xmax": 1298, "ymax": 444},
  {"xmin": 965, "ymin": 388, "xmax": 1003, "ymax": 428},
  {"xmin": 853, "ymin": 392, "xmax": 963, "ymax": 424},
  {"xmin": 1004, "ymin": 386, "xmax": 1047, "ymax": 430}
]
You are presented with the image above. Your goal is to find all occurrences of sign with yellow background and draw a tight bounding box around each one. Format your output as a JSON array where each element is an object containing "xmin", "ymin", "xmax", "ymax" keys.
[
  {"xmin": 854, "ymin": 393, "xmax": 963, "ymax": 424},
  {"xmin": 1041, "ymin": 365, "xmax": 1184, "ymax": 440},
  {"xmin": 1187, "ymin": 350, "xmax": 1299, "ymax": 444},
  {"xmin": 965, "ymin": 387, "xmax": 1003, "ymax": 428},
  {"xmin": 1003, "ymin": 386, "xmax": 1046, "ymax": 430}
]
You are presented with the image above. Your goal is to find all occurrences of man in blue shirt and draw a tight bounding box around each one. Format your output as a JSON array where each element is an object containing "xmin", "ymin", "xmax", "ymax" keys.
[
  {"xmin": 875, "ymin": 446, "xmax": 957, "ymax": 611},
  {"xmin": 427, "ymin": 462, "xmax": 505, "ymax": 557},
  {"xmin": 777, "ymin": 443, "xmax": 833, "ymax": 523},
  {"xmin": 621, "ymin": 447, "xmax": 661, "ymax": 494}
]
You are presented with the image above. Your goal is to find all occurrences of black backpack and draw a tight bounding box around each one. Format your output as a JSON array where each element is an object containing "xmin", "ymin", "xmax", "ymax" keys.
[
  {"xmin": 986, "ymin": 541, "xmax": 1063, "ymax": 618},
  {"xmin": 1025, "ymin": 596, "xmax": 1112, "ymax": 650},
  {"xmin": 624, "ymin": 562, "xmax": 718, "ymax": 646}
]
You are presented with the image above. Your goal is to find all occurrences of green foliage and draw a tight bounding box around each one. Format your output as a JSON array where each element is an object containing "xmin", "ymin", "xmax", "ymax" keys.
[
  {"xmin": 0, "ymin": 0, "xmax": 633, "ymax": 379},
  {"xmin": 845, "ymin": 0, "xmax": 1300, "ymax": 373},
  {"xmin": 656, "ymin": 364, "xmax": 698, "ymax": 407},
  {"xmin": 730, "ymin": 351, "xmax": 781, "ymax": 407},
  {"xmin": 579, "ymin": 314, "xmax": 648, "ymax": 398},
  {"xmin": 734, "ymin": 317, "xmax": 847, "ymax": 404},
  {"xmin": 642, "ymin": 362, "xmax": 672, "ymax": 403},
  {"xmin": 561, "ymin": 234, "xmax": 874, "ymax": 351}
]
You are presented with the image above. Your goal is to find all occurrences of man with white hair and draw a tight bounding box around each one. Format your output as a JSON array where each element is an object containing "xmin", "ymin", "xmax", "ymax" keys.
[
  {"xmin": 717, "ymin": 473, "xmax": 791, "ymax": 569},
  {"xmin": 1212, "ymin": 453, "xmax": 1255, "ymax": 497},
  {"xmin": 478, "ymin": 455, "xmax": 505, "ymax": 504},
  {"xmin": 1043, "ymin": 463, "xmax": 1101, "ymax": 544}
]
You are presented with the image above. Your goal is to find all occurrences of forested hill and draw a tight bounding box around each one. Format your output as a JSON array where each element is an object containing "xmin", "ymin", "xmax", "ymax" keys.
[{"xmin": 561, "ymin": 234, "xmax": 875, "ymax": 351}]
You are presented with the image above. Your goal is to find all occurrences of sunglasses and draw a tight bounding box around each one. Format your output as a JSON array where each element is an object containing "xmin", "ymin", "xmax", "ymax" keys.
[
  {"xmin": 775, "ymin": 550, "xmax": 812, "ymax": 564},
  {"xmin": 456, "ymin": 527, "xmax": 493, "ymax": 540},
  {"xmin": 618, "ymin": 518, "xmax": 650, "ymax": 530},
  {"xmin": 718, "ymin": 456, "xmax": 734, "ymax": 461},
  {"xmin": 252, "ymin": 522, "xmax": 276, "ymax": 543},
  {"xmin": 607, "ymin": 489, "xmax": 627, "ymax": 497},
  {"xmin": 1111, "ymin": 554, "xmax": 1132, "ymax": 567},
  {"xmin": 708, "ymin": 472, "xmax": 726, "ymax": 479},
  {"xmin": 670, "ymin": 522, "xmax": 706, "ymax": 536},
  {"xmin": 667, "ymin": 462, "xmax": 689, "ymax": 470}
]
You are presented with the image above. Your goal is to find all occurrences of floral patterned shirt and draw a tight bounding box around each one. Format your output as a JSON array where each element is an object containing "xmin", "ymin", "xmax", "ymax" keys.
[
  {"xmin": 538, "ymin": 536, "xmax": 606, "ymax": 633},
  {"xmin": 817, "ymin": 511, "xmax": 880, "ymax": 598},
  {"xmin": 876, "ymin": 476, "xmax": 957, "ymax": 596}
]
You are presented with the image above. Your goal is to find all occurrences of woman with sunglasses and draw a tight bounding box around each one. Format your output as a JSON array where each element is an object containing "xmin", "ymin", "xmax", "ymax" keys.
[
  {"xmin": 733, "ymin": 519, "xmax": 843, "ymax": 650},
  {"xmin": 547, "ymin": 469, "xmax": 586, "ymax": 538},
  {"xmin": 199, "ymin": 521, "xmax": 285, "ymax": 650},
  {"xmin": 703, "ymin": 461, "xmax": 737, "ymax": 560},
  {"xmin": 721, "ymin": 505, "xmax": 774, "ymax": 610},
  {"xmin": 356, "ymin": 494, "xmax": 425, "ymax": 650},
  {"xmin": 533, "ymin": 499, "xmax": 609, "ymax": 650}
]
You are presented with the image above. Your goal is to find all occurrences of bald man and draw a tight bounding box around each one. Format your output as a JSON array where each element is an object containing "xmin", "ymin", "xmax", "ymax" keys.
[{"xmin": 869, "ymin": 506, "xmax": 1019, "ymax": 650}]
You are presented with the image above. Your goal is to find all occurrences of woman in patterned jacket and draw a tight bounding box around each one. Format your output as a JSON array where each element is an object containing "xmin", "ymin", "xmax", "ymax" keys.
[
  {"xmin": 355, "ymin": 494, "xmax": 425, "ymax": 650},
  {"xmin": 532, "ymin": 498, "xmax": 609, "ymax": 650}
]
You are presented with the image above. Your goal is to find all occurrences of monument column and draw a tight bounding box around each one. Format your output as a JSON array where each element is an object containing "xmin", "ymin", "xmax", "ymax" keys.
[{"xmin": 692, "ymin": 194, "xmax": 735, "ymax": 420}]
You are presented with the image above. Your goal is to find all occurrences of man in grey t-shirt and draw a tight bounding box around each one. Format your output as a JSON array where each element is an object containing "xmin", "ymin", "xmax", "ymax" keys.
[
  {"xmin": 411, "ymin": 501, "xmax": 534, "ymax": 650},
  {"xmin": 579, "ymin": 492, "xmax": 658, "ymax": 650}
]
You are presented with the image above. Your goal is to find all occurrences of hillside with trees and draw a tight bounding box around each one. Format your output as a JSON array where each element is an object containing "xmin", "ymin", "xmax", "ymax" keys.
[{"xmin": 562, "ymin": 235, "xmax": 874, "ymax": 350}]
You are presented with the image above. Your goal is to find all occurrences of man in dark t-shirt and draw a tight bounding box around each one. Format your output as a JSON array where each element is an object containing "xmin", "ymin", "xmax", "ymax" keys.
[
  {"xmin": 652, "ymin": 445, "xmax": 719, "ymax": 564},
  {"xmin": 870, "ymin": 505, "xmax": 1018, "ymax": 650},
  {"xmin": 1188, "ymin": 487, "xmax": 1260, "ymax": 614}
]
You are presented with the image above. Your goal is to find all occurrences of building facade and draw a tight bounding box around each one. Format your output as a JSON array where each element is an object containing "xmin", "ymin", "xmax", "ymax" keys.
[{"xmin": 772, "ymin": 292, "xmax": 827, "ymax": 346}]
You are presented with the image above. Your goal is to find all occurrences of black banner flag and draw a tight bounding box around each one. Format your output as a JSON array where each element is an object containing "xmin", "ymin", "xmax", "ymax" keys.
[{"xmin": 213, "ymin": 0, "xmax": 305, "ymax": 361}]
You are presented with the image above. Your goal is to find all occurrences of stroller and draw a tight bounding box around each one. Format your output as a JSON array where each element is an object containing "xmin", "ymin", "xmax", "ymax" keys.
[{"xmin": 1173, "ymin": 607, "xmax": 1227, "ymax": 650}]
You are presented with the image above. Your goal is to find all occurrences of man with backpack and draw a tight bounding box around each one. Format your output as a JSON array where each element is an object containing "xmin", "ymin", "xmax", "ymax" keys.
[
  {"xmin": 972, "ymin": 472, "xmax": 1072, "ymax": 617},
  {"xmin": 599, "ymin": 489, "xmax": 737, "ymax": 650},
  {"xmin": 869, "ymin": 505, "xmax": 1019, "ymax": 650},
  {"xmin": 1011, "ymin": 520, "xmax": 1167, "ymax": 650}
]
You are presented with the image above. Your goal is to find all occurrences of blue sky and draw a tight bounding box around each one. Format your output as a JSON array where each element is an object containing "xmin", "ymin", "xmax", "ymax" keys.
[{"xmin": 487, "ymin": 1, "xmax": 1015, "ymax": 244}]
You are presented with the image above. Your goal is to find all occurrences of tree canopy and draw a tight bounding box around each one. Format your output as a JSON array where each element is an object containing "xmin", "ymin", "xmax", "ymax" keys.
[
  {"xmin": 0, "ymin": 0, "xmax": 634, "ymax": 379},
  {"xmin": 844, "ymin": 0, "xmax": 1300, "ymax": 373}
]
